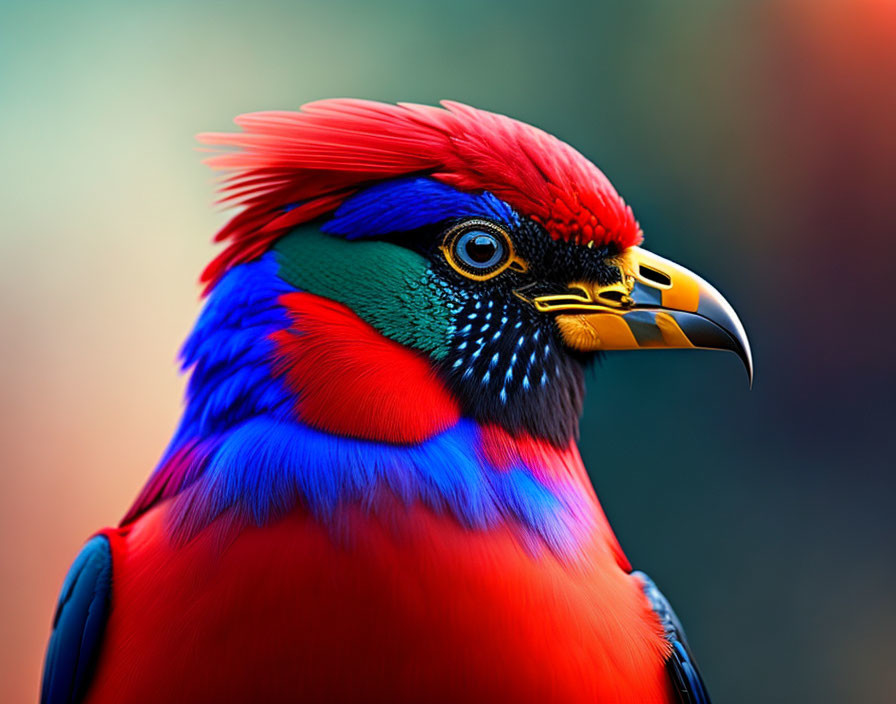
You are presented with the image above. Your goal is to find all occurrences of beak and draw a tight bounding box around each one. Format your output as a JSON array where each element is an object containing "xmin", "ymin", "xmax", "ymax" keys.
[{"xmin": 518, "ymin": 246, "xmax": 753, "ymax": 385}]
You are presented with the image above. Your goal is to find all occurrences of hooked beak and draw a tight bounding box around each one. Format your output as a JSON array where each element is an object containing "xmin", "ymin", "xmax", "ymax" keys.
[{"xmin": 517, "ymin": 246, "xmax": 753, "ymax": 385}]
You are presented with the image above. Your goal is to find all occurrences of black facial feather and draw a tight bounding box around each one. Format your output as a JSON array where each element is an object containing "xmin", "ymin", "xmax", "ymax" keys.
[
  {"xmin": 440, "ymin": 295, "xmax": 585, "ymax": 445},
  {"xmin": 392, "ymin": 217, "xmax": 623, "ymax": 447}
]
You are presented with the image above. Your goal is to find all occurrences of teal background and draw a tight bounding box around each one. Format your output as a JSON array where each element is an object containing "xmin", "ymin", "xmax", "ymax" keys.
[{"xmin": 2, "ymin": 1, "xmax": 894, "ymax": 701}]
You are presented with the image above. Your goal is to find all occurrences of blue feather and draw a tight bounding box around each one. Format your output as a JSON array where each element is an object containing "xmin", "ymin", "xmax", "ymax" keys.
[
  {"xmin": 167, "ymin": 416, "xmax": 583, "ymax": 556},
  {"xmin": 322, "ymin": 177, "xmax": 520, "ymax": 238},
  {"xmin": 634, "ymin": 571, "xmax": 712, "ymax": 704},
  {"xmin": 41, "ymin": 536, "xmax": 112, "ymax": 704}
]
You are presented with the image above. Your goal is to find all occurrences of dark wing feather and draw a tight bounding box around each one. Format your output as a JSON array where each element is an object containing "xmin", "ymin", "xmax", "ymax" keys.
[
  {"xmin": 632, "ymin": 570, "xmax": 712, "ymax": 704},
  {"xmin": 41, "ymin": 536, "xmax": 112, "ymax": 704}
]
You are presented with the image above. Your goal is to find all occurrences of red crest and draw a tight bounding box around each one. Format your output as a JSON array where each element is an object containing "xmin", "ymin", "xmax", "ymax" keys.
[{"xmin": 199, "ymin": 100, "xmax": 642, "ymax": 292}]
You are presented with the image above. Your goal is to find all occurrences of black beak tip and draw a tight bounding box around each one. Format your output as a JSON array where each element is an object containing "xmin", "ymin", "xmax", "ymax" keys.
[
  {"xmin": 743, "ymin": 351, "xmax": 754, "ymax": 389},
  {"xmin": 733, "ymin": 338, "xmax": 753, "ymax": 389}
]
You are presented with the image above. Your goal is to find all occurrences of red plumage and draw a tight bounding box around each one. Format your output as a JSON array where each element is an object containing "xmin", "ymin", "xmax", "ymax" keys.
[
  {"xmin": 270, "ymin": 293, "xmax": 460, "ymax": 444},
  {"xmin": 198, "ymin": 99, "xmax": 642, "ymax": 292},
  {"xmin": 83, "ymin": 453, "xmax": 673, "ymax": 704},
  {"xmin": 477, "ymin": 424, "xmax": 634, "ymax": 573}
]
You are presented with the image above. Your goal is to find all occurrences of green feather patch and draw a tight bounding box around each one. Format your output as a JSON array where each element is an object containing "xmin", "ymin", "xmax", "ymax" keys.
[{"xmin": 274, "ymin": 226, "xmax": 454, "ymax": 358}]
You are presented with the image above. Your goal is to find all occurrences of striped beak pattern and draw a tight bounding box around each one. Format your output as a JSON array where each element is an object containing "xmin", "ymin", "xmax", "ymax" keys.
[{"xmin": 522, "ymin": 246, "xmax": 753, "ymax": 385}]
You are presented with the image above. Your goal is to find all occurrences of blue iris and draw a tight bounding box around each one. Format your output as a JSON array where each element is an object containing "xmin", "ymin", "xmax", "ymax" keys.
[{"xmin": 455, "ymin": 230, "xmax": 504, "ymax": 269}]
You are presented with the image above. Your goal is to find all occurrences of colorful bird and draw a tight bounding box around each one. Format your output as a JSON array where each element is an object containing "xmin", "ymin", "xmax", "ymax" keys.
[{"xmin": 41, "ymin": 100, "xmax": 751, "ymax": 704}]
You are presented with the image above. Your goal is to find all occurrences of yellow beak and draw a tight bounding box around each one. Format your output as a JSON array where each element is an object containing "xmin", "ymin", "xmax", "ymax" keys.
[{"xmin": 518, "ymin": 246, "xmax": 753, "ymax": 384}]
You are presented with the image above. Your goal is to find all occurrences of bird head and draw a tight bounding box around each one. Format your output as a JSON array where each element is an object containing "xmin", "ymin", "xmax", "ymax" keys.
[{"xmin": 195, "ymin": 100, "xmax": 751, "ymax": 449}]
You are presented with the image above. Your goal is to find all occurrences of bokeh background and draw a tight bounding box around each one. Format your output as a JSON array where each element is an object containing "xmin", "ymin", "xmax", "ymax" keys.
[{"xmin": 2, "ymin": 0, "xmax": 894, "ymax": 701}]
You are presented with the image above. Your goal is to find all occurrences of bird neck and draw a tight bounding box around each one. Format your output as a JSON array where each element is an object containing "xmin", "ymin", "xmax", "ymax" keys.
[{"xmin": 123, "ymin": 255, "xmax": 623, "ymax": 562}]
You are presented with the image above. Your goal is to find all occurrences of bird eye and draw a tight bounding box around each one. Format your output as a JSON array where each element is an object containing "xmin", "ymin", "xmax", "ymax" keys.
[
  {"xmin": 442, "ymin": 220, "xmax": 522, "ymax": 281},
  {"xmin": 456, "ymin": 231, "xmax": 503, "ymax": 268}
]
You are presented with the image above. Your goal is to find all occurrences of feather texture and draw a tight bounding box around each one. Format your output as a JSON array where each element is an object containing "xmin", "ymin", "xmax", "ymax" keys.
[
  {"xmin": 81, "ymin": 506, "xmax": 673, "ymax": 704},
  {"xmin": 123, "ymin": 255, "xmax": 593, "ymax": 556},
  {"xmin": 41, "ymin": 537, "xmax": 111, "ymax": 704},
  {"xmin": 197, "ymin": 99, "xmax": 642, "ymax": 291}
]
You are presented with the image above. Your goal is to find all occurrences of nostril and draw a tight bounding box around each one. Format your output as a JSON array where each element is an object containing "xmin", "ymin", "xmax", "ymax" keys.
[
  {"xmin": 639, "ymin": 265, "xmax": 672, "ymax": 287},
  {"xmin": 598, "ymin": 290, "xmax": 626, "ymax": 303}
]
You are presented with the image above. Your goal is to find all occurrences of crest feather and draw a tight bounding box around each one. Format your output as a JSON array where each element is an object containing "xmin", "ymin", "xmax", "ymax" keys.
[{"xmin": 198, "ymin": 99, "xmax": 641, "ymax": 292}]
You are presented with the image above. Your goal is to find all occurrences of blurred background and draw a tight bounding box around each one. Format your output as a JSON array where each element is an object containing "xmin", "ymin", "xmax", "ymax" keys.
[{"xmin": 1, "ymin": 0, "xmax": 894, "ymax": 701}]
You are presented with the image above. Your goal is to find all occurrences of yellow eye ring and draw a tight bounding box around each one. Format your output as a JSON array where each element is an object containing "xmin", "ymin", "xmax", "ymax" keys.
[{"xmin": 439, "ymin": 220, "xmax": 528, "ymax": 281}]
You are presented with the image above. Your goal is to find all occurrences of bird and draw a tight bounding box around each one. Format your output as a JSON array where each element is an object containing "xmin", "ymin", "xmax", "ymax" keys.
[{"xmin": 41, "ymin": 99, "xmax": 751, "ymax": 704}]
